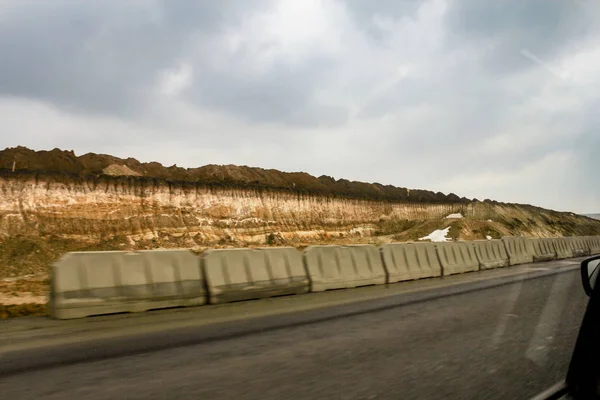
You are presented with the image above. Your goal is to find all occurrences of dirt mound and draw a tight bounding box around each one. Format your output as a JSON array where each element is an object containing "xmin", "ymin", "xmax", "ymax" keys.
[
  {"xmin": 0, "ymin": 146, "xmax": 468, "ymax": 203},
  {"xmin": 102, "ymin": 164, "xmax": 141, "ymax": 177},
  {"xmin": 0, "ymin": 146, "xmax": 82, "ymax": 175}
]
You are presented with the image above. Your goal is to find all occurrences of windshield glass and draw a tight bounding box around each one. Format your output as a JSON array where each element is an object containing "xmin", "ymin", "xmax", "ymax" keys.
[{"xmin": 0, "ymin": 1, "xmax": 599, "ymax": 400}]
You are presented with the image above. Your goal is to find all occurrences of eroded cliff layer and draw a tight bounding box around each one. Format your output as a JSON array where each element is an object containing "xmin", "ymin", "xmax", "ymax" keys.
[{"xmin": 1, "ymin": 146, "xmax": 599, "ymax": 278}]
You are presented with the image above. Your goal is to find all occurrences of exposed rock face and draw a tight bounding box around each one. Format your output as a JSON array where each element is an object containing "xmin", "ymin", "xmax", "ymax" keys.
[
  {"xmin": 0, "ymin": 172, "xmax": 466, "ymax": 244},
  {"xmin": 1, "ymin": 146, "xmax": 599, "ymax": 279}
]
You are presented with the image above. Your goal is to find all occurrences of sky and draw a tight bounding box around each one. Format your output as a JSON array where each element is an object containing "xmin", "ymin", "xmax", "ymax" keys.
[{"xmin": 0, "ymin": 0, "xmax": 599, "ymax": 213}]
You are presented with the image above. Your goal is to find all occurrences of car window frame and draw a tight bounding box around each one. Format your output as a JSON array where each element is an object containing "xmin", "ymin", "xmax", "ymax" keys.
[{"xmin": 566, "ymin": 255, "xmax": 600, "ymax": 398}]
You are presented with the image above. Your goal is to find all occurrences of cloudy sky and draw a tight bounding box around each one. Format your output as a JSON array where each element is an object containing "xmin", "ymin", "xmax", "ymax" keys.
[{"xmin": 0, "ymin": 0, "xmax": 599, "ymax": 213}]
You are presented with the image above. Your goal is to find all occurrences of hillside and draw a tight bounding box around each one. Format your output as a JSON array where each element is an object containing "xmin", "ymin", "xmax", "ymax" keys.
[{"xmin": 1, "ymin": 146, "xmax": 600, "ymax": 280}]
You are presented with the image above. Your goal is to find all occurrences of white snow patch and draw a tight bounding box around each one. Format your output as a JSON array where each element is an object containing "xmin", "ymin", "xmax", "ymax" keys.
[
  {"xmin": 445, "ymin": 213, "xmax": 463, "ymax": 219},
  {"xmin": 419, "ymin": 227, "xmax": 451, "ymax": 242},
  {"xmin": 486, "ymin": 235, "xmax": 493, "ymax": 240}
]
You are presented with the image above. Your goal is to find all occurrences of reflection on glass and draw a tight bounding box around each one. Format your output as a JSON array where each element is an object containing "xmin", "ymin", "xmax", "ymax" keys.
[{"xmin": 587, "ymin": 260, "xmax": 600, "ymax": 291}]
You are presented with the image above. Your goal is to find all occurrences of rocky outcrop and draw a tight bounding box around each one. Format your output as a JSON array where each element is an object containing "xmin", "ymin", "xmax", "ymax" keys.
[{"xmin": 0, "ymin": 171, "xmax": 463, "ymax": 244}]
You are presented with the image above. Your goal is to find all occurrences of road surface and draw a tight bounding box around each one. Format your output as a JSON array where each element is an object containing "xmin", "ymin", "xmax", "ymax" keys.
[{"xmin": 0, "ymin": 267, "xmax": 587, "ymax": 399}]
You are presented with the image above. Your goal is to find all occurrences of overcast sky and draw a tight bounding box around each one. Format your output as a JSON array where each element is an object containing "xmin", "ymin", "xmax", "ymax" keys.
[{"xmin": 0, "ymin": 0, "xmax": 599, "ymax": 213}]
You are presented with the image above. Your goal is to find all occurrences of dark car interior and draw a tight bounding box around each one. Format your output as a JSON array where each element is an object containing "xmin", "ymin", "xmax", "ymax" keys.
[{"xmin": 550, "ymin": 255, "xmax": 600, "ymax": 399}]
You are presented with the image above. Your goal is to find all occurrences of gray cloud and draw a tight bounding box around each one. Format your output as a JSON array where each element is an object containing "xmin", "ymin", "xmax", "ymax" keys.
[
  {"xmin": 0, "ymin": 0, "xmax": 272, "ymax": 117},
  {"xmin": 342, "ymin": 0, "xmax": 423, "ymax": 40},
  {"xmin": 445, "ymin": 0, "xmax": 596, "ymax": 75},
  {"xmin": 187, "ymin": 54, "xmax": 349, "ymax": 127}
]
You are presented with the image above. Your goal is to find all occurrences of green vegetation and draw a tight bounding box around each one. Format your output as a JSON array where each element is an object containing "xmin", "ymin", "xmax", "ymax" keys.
[
  {"xmin": 391, "ymin": 221, "xmax": 443, "ymax": 242},
  {"xmin": 472, "ymin": 226, "xmax": 502, "ymax": 240},
  {"xmin": 447, "ymin": 222, "xmax": 461, "ymax": 241},
  {"xmin": 266, "ymin": 233, "xmax": 277, "ymax": 245},
  {"xmin": 374, "ymin": 219, "xmax": 418, "ymax": 236}
]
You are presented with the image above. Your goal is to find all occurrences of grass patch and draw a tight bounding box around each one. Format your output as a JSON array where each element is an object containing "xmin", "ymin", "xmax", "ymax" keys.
[
  {"xmin": 391, "ymin": 220, "xmax": 443, "ymax": 242},
  {"xmin": 472, "ymin": 226, "xmax": 502, "ymax": 240},
  {"xmin": 448, "ymin": 221, "xmax": 462, "ymax": 241},
  {"xmin": 506, "ymin": 218, "xmax": 524, "ymax": 231},
  {"xmin": 486, "ymin": 228, "xmax": 502, "ymax": 239},
  {"xmin": 374, "ymin": 219, "xmax": 418, "ymax": 236}
]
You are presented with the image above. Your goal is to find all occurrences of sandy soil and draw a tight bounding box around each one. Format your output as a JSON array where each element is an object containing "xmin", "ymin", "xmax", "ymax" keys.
[{"xmin": 0, "ymin": 274, "xmax": 48, "ymax": 305}]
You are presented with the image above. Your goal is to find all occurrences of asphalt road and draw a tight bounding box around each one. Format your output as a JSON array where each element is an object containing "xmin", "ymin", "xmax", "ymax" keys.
[{"xmin": 0, "ymin": 269, "xmax": 587, "ymax": 400}]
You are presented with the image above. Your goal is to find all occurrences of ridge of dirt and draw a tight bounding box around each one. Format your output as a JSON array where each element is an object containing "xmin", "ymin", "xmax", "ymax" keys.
[
  {"xmin": 0, "ymin": 146, "xmax": 471, "ymax": 204},
  {"xmin": 102, "ymin": 164, "xmax": 141, "ymax": 177}
]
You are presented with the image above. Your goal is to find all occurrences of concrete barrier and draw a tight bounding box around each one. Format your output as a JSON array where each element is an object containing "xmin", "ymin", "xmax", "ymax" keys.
[
  {"xmin": 587, "ymin": 236, "xmax": 600, "ymax": 255},
  {"xmin": 583, "ymin": 236, "xmax": 595, "ymax": 254},
  {"xmin": 50, "ymin": 249, "xmax": 206, "ymax": 319},
  {"xmin": 380, "ymin": 242, "xmax": 442, "ymax": 283},
  {"xmin": 552, "ymin": 238, "xmax": 574, "ymax": 259},
  {"xmin": 567, "ymin": 237, "xmax": 591, "ymax": 257},
  {"xmin": 582, "ymin": 236, "xmax": 600, "ymax": 255},
  {"xmin": 472, "ymin": 240, "xmax": 509, "ymax": 269},
  {"xmin": 435, "ymin": 241, "xmax": 480, "ymax": 275},
  {"xmin": 203, "ymin": 247, "xmax": 309, "ymax": 304},
  {"xmin": 304, "ymin": 245, "xmax": 387, "ymax": 291},
  {"xmin": 528, "ymin": 238, "xmax": 557, "ymax": 262},
  {"xmin": 501, "ymin": 237, "xmax": 534, "ymax": 265}
]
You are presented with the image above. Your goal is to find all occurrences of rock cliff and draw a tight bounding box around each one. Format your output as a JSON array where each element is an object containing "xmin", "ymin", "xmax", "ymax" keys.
[{"xmin": 1, "ymin": 146, "xmax": 599, "ymax": 278}]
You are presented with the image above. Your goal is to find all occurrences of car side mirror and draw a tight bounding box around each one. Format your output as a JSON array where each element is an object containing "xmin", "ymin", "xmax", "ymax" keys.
[{"xmin": 581, "ymin": 256, "xmax": 600, "ymax": 296}]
